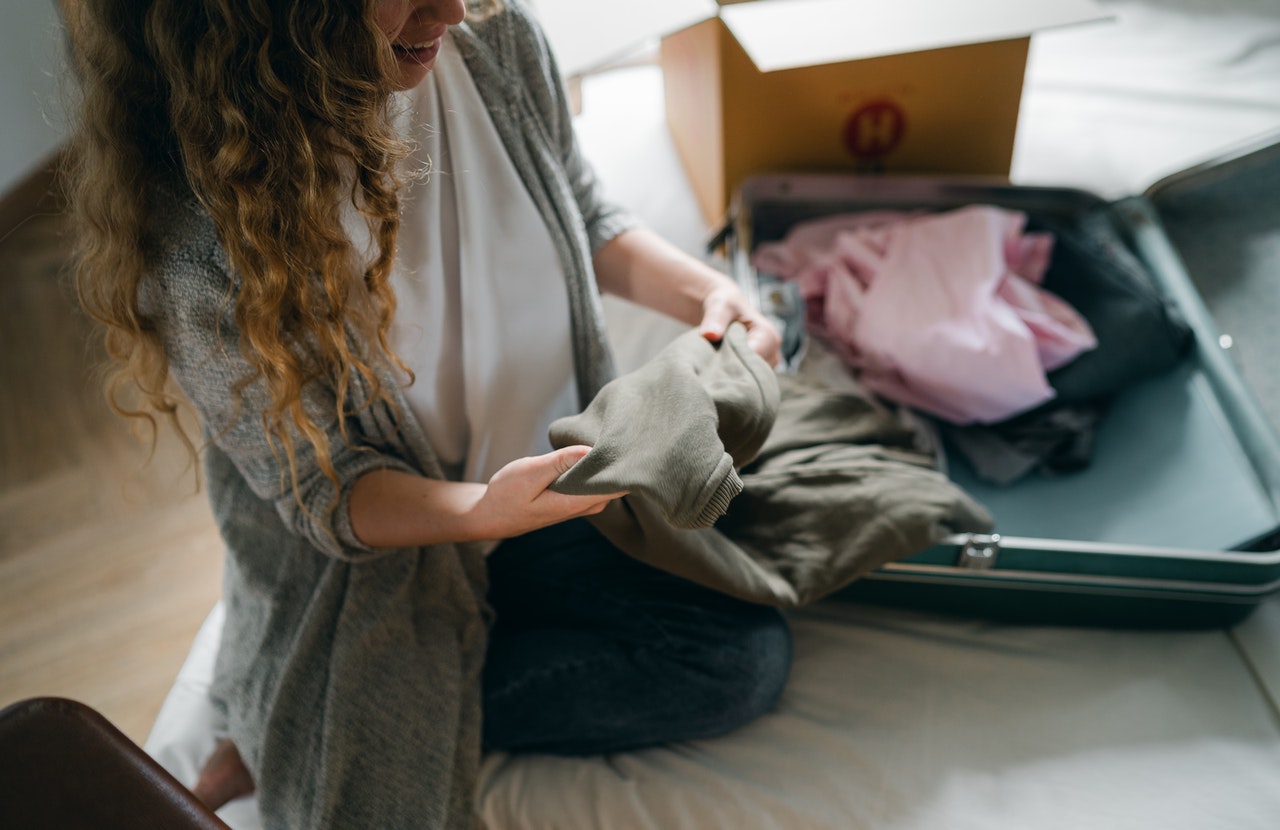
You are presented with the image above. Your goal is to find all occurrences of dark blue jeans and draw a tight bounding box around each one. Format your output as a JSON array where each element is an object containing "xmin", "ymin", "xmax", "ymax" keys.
[{"xmin": 482, "ymin": 518, "xmax": 792, "ymax": 755}]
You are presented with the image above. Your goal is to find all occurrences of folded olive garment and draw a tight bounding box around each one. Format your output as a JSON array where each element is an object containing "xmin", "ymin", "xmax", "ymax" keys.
[{"xmin": 551, "ymin": 324, "xmax": 993, "ymax": 606}]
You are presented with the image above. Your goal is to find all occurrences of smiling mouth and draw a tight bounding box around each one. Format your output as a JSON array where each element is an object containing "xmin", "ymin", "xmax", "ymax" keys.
[
  {"xmin": 395, "ymin": 40, "xmax": 436, "ymax": 52},
  {"xmin": 392, "ymin": 38, "xmax": 441, "ymax": 60}
]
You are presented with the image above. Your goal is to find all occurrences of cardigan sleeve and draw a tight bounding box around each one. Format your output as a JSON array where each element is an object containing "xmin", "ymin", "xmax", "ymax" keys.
[
  {"xmin": 505, "ymin": 0, "xmax": 639, "ymax": 254},
  {"xmin": 141, "ymin": 199, "xmax": 419, "ymax": 562}
]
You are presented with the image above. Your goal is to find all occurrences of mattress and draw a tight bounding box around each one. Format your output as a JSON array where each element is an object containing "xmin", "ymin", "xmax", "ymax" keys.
[
  {"xmin": 151, "ymin": 598, "xmax": 1280, "ymax": 830},
  {"xmin": 144, "ymin": 1, "xmax": 1280, "ymax": 827}
]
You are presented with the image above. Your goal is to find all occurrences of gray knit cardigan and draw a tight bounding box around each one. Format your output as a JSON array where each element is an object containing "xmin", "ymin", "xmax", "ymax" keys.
[{"xmin": 140, "ymin": 4, "xmax": 635, "ymax": 827}]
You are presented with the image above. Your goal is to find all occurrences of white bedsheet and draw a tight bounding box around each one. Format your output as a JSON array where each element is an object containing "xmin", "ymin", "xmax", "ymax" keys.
[
  {"xmin": 144, "ymin": 1, "xmax": 1280, "ymax": 827},
  {"xmin": 480, "ymin": 601, "xmax": 1280, "ymax": 830},
  {"xmin": 151, "ymin": 598, "xmax": 1280, "ymax": 830}
]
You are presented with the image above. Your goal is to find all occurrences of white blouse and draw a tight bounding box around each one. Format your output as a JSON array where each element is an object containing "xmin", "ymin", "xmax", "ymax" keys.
[{"xmin": 384, "ymin": 33, "xmax": 578, "ymax": 485}]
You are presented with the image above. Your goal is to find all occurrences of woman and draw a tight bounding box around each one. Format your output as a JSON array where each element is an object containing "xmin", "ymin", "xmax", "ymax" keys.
[{"xmin": 69, "ymin": 0, "xmax": 791, "ymax": 827}]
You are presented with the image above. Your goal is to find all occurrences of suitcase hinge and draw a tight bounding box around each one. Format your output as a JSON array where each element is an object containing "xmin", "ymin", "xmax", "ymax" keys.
[{"xmin": 956, "ymin": 534, "xmax": 1001, "ymax": 569}]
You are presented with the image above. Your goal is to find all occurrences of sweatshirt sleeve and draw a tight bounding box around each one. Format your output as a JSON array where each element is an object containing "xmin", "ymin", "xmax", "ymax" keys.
[
  {"xmin": 549, "ymin": 323, "xmax": 780, "ymax": 528},
  {"xmin": 141, "ymin": 203, "xmax": 418, "ymax": 562}
]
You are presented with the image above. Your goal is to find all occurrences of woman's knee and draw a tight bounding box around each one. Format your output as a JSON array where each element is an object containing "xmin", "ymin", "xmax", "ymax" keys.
[
  {"xmin": 683, "ymin": 606, "xmax": 793, "ymax": 737},
  {"xmin": 733, "ymin": 608, "xmax": 793, "ymax": 719}
]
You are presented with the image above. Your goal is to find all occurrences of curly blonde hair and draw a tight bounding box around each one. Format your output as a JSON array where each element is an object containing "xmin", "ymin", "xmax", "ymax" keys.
[{"xmin": 68, "ymin": 0, "xmax": 418, "ymax": 500}]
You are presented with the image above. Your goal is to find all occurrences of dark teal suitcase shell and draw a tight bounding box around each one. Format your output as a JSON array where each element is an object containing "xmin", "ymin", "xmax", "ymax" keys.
[{"xmin": 724, "ymin": 133, "xmax": 1280, "ymax": 628}]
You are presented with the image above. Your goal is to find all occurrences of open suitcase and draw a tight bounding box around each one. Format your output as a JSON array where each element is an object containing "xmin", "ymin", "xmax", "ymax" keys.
[{"xmin": 723, "ymin": 133, "xmax": 1280, "ymax": 628}]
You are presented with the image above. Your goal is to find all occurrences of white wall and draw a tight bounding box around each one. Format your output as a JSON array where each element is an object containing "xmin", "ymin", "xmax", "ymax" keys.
[{"xmin": 1, "ymin": 1, "xmax": 69, "ymax": 197}]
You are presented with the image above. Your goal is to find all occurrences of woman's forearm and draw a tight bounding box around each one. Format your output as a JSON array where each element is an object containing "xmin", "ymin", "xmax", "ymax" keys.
[
  {"xmin": 593, "ymin": 226, "xmax": 783, "ymax": 366},
  {"xmin": 348, "ymin": 468, "xmax": 489, "ymax": 549},
  {"xmin": 592, "ymin": 227, "xmax": 736, "ymax": 324},
  {"xmin": 347, "ymin": 447, "xmax": 625, "ymax": 550}
]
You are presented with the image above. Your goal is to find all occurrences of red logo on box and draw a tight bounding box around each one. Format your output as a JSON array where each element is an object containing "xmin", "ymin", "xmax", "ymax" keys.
[{"xmin": 843, "ymin": 100, "xmax": 907, "ymax": 160}]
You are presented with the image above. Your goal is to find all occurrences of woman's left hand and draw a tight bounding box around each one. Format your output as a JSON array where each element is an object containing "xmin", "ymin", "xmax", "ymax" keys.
[
  {"xmin": 593, "ymin": 227, "xmax": 783, "ymax": 367},
  {"xmin": 698, "ymin": 280, "xmax": 783, "ymax": 368}
]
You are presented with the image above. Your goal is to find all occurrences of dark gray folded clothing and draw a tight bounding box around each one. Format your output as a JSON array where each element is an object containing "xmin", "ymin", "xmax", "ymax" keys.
[
  {"xmin": 1033, "ymin": 209, "xmax": 1194, "ymax": 403},
  {"xmin": 942, "ymin": 403, "xmax": 1105, "ymax": 486}
]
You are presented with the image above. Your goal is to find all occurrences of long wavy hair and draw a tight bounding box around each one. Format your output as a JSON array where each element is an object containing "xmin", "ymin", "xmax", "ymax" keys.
[{"xmin": 68, "ymin": 0, "xmax": 426, "ymax": 505}]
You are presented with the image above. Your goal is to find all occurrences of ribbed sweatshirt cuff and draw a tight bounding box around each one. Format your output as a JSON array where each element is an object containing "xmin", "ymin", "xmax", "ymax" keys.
[{"xmin": 689, "ymin": 459, "xmax": 744, "ymax": 529}]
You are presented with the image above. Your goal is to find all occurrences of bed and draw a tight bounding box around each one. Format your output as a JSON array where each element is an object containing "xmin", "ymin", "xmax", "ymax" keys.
[{"xmin": 145, "ymin": 1, "xmax": 1280, "ymax": 827}]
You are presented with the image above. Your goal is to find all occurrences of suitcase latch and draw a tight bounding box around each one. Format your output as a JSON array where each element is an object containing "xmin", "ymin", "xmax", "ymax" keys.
[{"xmin": 957, "ymin": 534, "xmax": 1001, "ymax": 569}]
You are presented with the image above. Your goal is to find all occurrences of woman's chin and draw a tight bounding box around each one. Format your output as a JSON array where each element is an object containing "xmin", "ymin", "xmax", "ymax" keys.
[
  {"xmin": 393, "ymin": 61, "xmax": 433, "ymax": 90},
  {"xmin": 391, "ymin": 40, "xmax": 442, "ymax": 90}
]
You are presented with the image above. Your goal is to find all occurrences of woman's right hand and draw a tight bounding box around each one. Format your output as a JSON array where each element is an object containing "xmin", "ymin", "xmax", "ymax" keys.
[
  {"xmin": 349, "ymin": 446, "xmax": 623, "ymax": 549},
  {"xmin": 470, "ymin": 445, "xmax": 626, "ymax": 541}
]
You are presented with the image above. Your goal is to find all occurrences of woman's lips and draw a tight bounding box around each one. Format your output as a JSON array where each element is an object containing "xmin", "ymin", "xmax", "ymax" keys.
[
  {"xmin": 392, "ymin": 38, "xmax": 442, "ymax": 65},
  {"xmin": 392, "ymin": 23, "xmax": 448, "ymax": 66}
]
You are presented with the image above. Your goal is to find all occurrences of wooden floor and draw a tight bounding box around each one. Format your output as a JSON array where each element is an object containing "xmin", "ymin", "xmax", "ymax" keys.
[{"xmin": 0, "ymin": 207, "xmax": 224, "ymax": 745}]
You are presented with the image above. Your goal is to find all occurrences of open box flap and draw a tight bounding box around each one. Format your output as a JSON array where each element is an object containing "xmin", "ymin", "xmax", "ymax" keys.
[
  {"xmin": 534, "ymin": 0, "xmax": 1108, "ymax": 78},
  {"xmin": 533, "ymin": 0, "xmax": 718, "ymax": 78},
  {"xmin": 723, "ymin": 0, "xmax": 1112, "ymax": 73}
]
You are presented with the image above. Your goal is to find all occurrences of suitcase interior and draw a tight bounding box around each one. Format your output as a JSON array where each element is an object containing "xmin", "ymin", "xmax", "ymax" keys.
[{"xmin": 726, "ymin": 138, "xmax": 1280, "ymax": 626}]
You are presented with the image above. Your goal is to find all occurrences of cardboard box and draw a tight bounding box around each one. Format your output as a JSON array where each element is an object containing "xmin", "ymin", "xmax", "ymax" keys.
[{"xmin": 653, "ymin": 0, "xmax": 1108, "ymax": 223}]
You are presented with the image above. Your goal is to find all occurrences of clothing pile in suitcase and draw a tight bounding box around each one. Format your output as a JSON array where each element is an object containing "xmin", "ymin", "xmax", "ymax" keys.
[{"xmin": 750, "ymin": 203, "xmax": 1195, "ymax": 485}]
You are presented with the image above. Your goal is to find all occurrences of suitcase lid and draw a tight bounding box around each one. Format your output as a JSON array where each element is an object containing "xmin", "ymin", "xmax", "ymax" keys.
[
  {"xmin": 1142, "ymin": 128, "xmax": 1280, "ymax": 207},
  {"xmin": 1137, "ymin": 131, "xmax": 1280, "ymax": 461}
]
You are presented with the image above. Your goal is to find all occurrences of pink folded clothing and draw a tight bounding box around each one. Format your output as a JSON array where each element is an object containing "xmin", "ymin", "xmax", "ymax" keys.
[{"xmin": 752, "ymin": 205, "xmax": 1097, "ymax": 425}]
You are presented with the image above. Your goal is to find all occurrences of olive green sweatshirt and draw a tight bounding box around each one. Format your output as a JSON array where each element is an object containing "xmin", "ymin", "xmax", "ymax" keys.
[{"xmin": 551, "ymin": 325, "xmax": 994, "ymax": 607}]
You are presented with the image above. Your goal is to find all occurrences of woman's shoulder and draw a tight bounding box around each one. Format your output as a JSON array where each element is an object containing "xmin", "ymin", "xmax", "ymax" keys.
[
  {"xmin": 463, "ymin": 0, "xmax": 540, "ymax": 38},
  {"xmin": 454, "ymin": 0, "xmax": 571, "ymax": 143},
  {"xmin": 146, "ymin": 177, "xmax": 215, "ymax": 247},
  {"xmin": 455, "ymin": 0, "xmax": 554, "ymax": 74},
  {"xmin": 139, "ymin": 178, "xmax": 236, "ymax": 315},
  {"xmin": 147, "ymin": 179, "xmax": 230, "ymax": 268}
]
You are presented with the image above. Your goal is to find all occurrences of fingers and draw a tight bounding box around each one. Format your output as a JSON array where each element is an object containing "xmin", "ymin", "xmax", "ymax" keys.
[
  {"xmin": 479, "ymin": 449, "xmax": 626, "ymax": 540},
  {"xmin": 529, "ymin": 479, "xmax": 626, "ymax": 525},
  {"xmin": 501, "ymin": 444, "xmax": 590, "ymax": 491},
  {"xmin": 698, "ymin": 284, "xmax": 783, "ymax": 366},
  {"xmin": 701, "ymin": 304, "xmax": 784, "ymax": 367},
  {"xmin": 491, "ymin": 446, "xmax": 625, "ymax": 505},
  {"xmin": 541, "ymin": 445, "xmax": 628, "ymax": 502},
  {"xmin": 550, "ymin": 444, "xmax": 591, "ymax": 476},
  {"xmin": 698, "ymin": 291, "xmax": 735, "ymax": 343},
  {"xmin": 569, "ymin": 495, "xmax": 619, "ymax": 518},
  {"xmin": 747, "ymin": 320, "xmax": 783, "ymax": 367}
]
